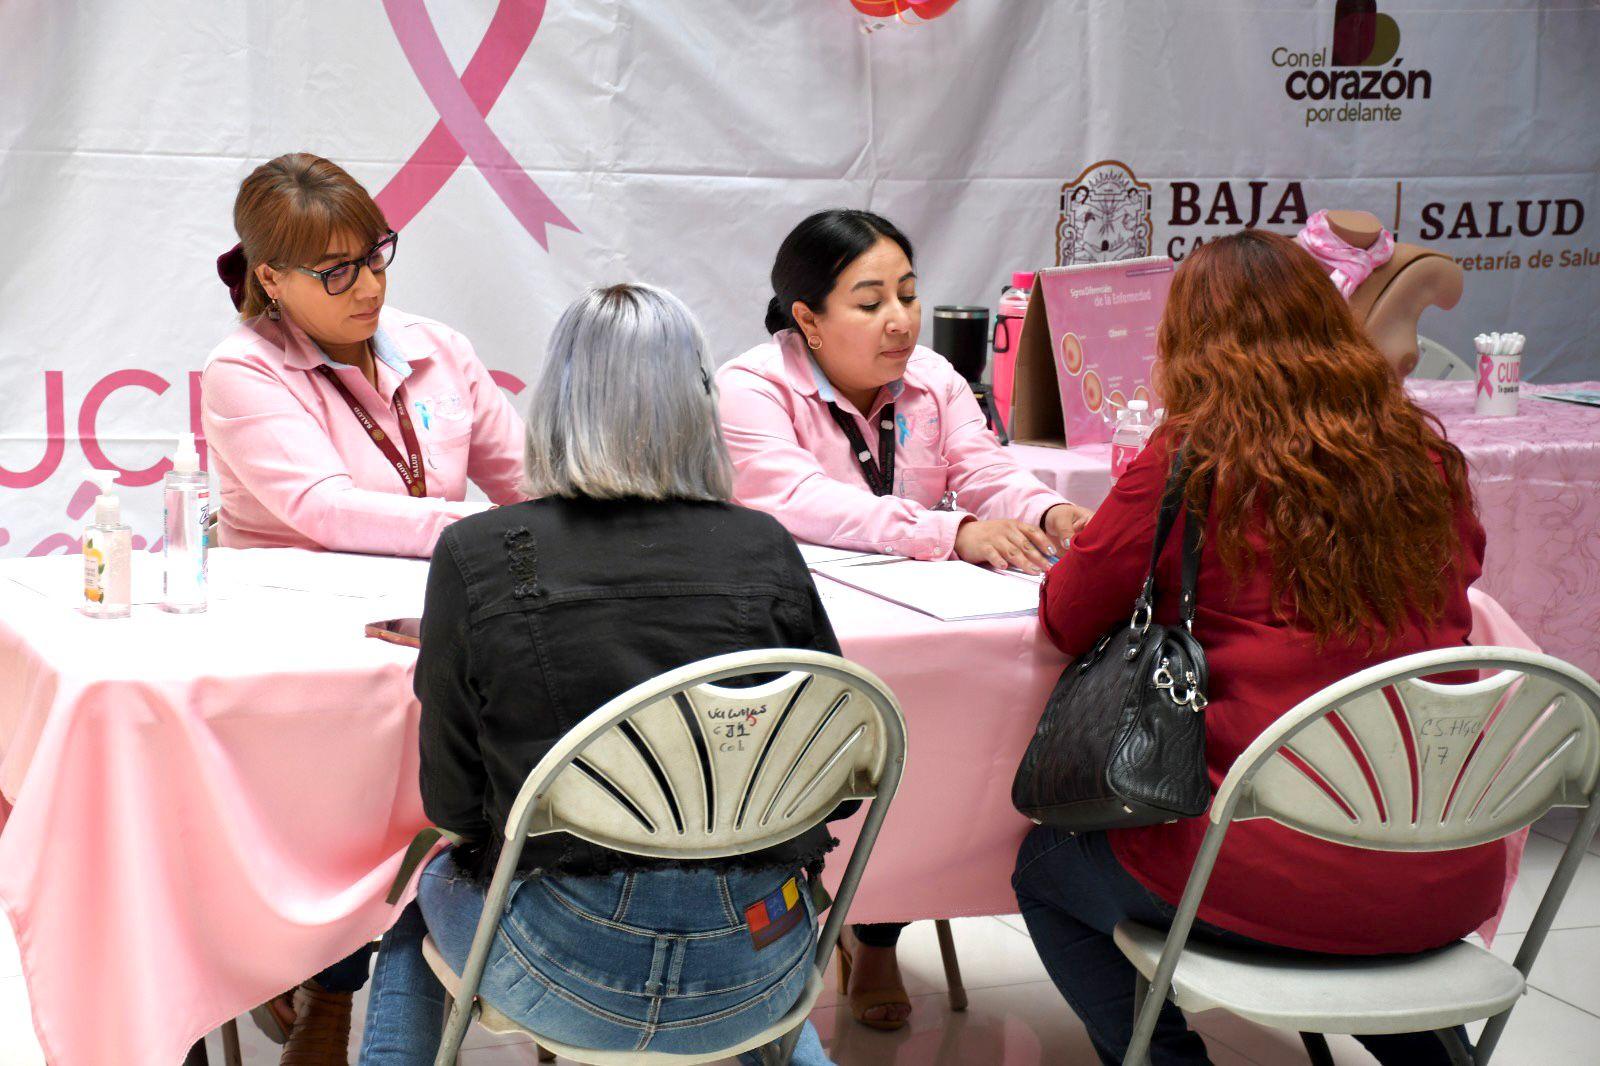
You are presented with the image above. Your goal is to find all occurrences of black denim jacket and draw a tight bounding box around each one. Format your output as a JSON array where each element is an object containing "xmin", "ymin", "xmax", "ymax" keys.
[{"xmin": 417, "ymin": 495, "xmax": 845, "ymax": 880}]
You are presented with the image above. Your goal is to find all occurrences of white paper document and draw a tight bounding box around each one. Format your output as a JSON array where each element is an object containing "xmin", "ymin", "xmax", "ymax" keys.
[
  {"xmin": 213, "ymin": 548, "xmax": 429, "ymax": 599},
  {"xmin": 794, "ymin": 542, "xmax": 877, "ymax": 567},
  {"xmin": 811, "ymin": 557, "xmax": 1041, "ymax": 621},
  {"xmin": 0, "ymin": 548, "xmax": 430, "ymax": 609},
  {"xmin": 0, "ymin": 554, "xmax": 168, "ymax": 605}
]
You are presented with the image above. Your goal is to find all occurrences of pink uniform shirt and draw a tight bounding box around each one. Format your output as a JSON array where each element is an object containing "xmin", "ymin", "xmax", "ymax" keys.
[
  {"xmin": 717, "ymin": 329, "xmax": 1068, "ymax": 559},
  {"xmin": 201, "ymin": 307, "xmax": 526, "ymax": 558}
]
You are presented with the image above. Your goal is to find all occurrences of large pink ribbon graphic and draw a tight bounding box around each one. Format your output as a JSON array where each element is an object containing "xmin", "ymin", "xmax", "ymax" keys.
[
  {"xmin": 1478, "ymin": 354, "xmax": 1494, "ymax": 398},
  {"xmin": 378, "ymin": 0, "xmax": 577, "ymax": 247}
]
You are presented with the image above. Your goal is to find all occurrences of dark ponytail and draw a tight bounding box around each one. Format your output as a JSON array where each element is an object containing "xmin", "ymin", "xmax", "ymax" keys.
[
  {"xmin": 764, "ymin": 296, "xmax": 792, "ymax": 335},
  {"xmin": 765, "ymin": 209, "xmax": 914, "ymax": 335}
]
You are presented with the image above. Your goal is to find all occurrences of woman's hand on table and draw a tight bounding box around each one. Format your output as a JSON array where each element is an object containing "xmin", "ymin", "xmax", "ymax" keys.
[
  {"xmin": 1042, "ymin": 502, "xmax": 1094, "ymax": 554},
  {"xmin": 954, "ymin": 518, "xmax": 1056, "ymax": 575}
]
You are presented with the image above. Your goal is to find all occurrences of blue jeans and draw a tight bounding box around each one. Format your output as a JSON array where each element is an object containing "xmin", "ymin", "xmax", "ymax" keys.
[
  {"xmin": 1012, "ymin": 826, "xmax": 1464, "ymax": 1066},
  {"xmin": 359, "ymin": 850, "xmax": 832, "ymax": 1064}
]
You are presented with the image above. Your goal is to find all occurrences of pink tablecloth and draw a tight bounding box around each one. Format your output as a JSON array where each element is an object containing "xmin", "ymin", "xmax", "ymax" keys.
[
  {"xmin": 1008, "ymin": 440, "xmax": 1116, "ymax": 514},
  {"xmin": 0, "ymin": 547, "xmax": 1543, "ymax": 1066},
  {"xmin": 1013, "ymin": 382, "xmax": 1600, "ymax": 679},
  {"xmin": 822, "ymin": 582, "xmax": 1535, "ymax": 929},
  {"xmin": 0, "ymin": 552, "xmax": 431, "ymax": 1066}
]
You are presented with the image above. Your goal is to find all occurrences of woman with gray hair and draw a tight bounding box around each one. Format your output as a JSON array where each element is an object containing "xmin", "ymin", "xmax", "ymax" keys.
[{"xmin": 359, "ymin": 285, "xmax": 839, "ymax": 1065}]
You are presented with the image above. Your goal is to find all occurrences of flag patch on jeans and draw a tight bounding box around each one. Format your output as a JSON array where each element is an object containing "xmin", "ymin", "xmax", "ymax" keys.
[{"xmin": 744, "ymin": 877, "xmax": 803, "ymax": 950}]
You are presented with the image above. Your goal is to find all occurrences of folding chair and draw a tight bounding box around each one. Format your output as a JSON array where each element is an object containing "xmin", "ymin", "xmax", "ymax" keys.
[
  {"xmin": 418, "ymin": 648, "xmax": 907, "ymax": 1065},
  {"xmin": 1412, "ymin": 335, "xmax": 1474, "ymax": 381},
  {"xmin": 1117, "ymin": 646, "xmax": 1600, "ymax": 1066}
]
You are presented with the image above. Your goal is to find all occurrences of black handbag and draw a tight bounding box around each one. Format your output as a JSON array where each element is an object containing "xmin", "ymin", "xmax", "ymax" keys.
[{"xmin": 1012, "ymin": 449, "xmax": 1212, "ymax": 831}]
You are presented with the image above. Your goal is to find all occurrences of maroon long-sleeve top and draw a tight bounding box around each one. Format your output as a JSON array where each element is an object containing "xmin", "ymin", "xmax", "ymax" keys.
[{"xmin": 1040, "ymin": 431, "xmax": 1504, "ymax": 954}]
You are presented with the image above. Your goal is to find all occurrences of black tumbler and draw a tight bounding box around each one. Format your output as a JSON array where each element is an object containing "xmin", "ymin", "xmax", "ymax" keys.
[
  {"xmin": 931, "ymin": 305, "xmax": 990, "ymax": 384},
  {"xmin": 932, "ymin": 304, "xmax": 1009, "ymax": 443}
]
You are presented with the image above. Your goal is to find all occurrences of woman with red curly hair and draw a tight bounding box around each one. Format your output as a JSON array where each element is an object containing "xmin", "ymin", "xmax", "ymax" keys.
[{"xmin": 1013, "ymin": 230, "xmax": 1499, "ymax": 1066}]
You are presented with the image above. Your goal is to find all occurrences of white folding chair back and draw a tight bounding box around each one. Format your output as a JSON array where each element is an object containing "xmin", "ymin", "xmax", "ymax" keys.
[
  {"xmin": 507, "ymin": 650, "xmax": 895, "ymax": 860},
  {"xmin": 1411, "ymin": 335, "xmax": 1474, "ymax": 380},
  {"xmin": 431, "ymin": 649, "xmax": 907, "ymax": 1066},
  {"xmin": 1120, "ymin": 647, "xmax": 1600, "ymax": 1065},
  {"xmin": 1220, "ymin": 647, "xmax": 1600, "ymax": 849}
]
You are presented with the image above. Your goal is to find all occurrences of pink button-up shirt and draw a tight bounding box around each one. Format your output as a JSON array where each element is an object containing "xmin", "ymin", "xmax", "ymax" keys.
[
  {"xmin": 201, "ymin": 307, "xmax": 525, "ymax": 558},
  {"xmin": 717, "ymin": 329, "xmax": 1068, "ymax": 559}
]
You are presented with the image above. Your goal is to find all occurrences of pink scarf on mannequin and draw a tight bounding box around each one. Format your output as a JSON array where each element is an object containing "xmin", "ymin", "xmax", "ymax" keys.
[{"xmin": 1293, "ymin": 210, "xmax": 1395, "ymax": 298}]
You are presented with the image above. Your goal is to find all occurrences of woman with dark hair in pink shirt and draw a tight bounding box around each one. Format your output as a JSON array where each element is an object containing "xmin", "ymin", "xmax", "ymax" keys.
[
  {"xmin": 718, "ymin": 209, "xmax": 1093, "ymax": 1031},
  {"xmin": 719, "ymin": 210, "xmax": 1091, "ymax": 573}
]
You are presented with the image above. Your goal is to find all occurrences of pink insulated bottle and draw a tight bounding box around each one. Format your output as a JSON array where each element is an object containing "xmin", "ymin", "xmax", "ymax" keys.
[{"xmin": 992, "ymin": 272, "xmax": 1033, "ymax": 432}]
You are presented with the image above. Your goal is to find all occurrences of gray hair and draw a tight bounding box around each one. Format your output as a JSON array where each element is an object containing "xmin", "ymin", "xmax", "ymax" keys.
[{"xmin": 523, "ymin": 284, "xmax": 734, "ymax": 502}]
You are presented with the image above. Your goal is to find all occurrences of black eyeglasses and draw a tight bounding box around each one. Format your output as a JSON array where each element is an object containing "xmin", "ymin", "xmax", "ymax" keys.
[{"xmin": 291, "ymin": 230, "xmax": 399, "ymax": 296}]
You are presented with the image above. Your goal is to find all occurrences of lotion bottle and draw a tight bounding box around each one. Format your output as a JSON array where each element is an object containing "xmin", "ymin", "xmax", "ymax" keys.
[{"xmin": 83, "ymin": 473, "xmax": 132, "ymax": 619}]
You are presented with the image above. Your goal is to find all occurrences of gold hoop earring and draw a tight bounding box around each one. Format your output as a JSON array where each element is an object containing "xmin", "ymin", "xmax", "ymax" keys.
[
  {"xmin": 807, "ymin": 334, "xmax": 822, "ymax": 350},
  {"xmin": 266, "ymin": 297, "xmax": 282, "ymax": 321}
]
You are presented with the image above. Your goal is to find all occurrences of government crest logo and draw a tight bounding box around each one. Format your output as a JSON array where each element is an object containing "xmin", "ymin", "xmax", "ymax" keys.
[{"xmin": 1057, "ymin": 160, "xmax": 1153, "ymax": 265}]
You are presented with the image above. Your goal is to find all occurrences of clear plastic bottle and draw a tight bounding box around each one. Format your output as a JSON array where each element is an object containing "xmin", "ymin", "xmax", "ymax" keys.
[
  {"xmin": 1110, "ymin": 399, "xmax": 1155, "ymax": 484},
  {"xmin": 83, "ymin": 474, "xmax": 132, "ymax": 619},
  {"xmin": 161, "ymin": 433, "xmax": 209, "ymax": 613}
]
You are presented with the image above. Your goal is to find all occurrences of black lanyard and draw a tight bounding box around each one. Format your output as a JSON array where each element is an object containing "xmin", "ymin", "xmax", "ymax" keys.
[{"xmin": 827, "ymin": 402, "xmax": 897, "ymax": 498}]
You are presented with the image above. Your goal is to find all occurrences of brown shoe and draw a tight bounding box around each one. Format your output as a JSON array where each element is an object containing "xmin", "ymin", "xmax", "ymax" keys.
[
  {"xmin": 249, "ymin": 989, "xmax": 297, "ymax": 1044},
  {"xmin": 835, "ymin": 929, "xmax": 912, "ymax": 1032},
  {"xmin": 279, "ymin": 980, "xmax": 353, "ymax": 1066}
]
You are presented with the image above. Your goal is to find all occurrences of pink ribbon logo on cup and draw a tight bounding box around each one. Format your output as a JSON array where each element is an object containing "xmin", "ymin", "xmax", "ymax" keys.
[
  {"xmin": 1477, "ymin": 354, "xmax": 1494, "ymax": 398},
  {"xmin": 377, "ymin": 0, "xmax": 578, "ymax": 248}
]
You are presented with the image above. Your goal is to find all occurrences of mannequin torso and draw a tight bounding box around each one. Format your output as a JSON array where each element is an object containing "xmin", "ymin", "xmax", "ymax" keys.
[{"xmin": 1331, "ymin": 210, "xmax": 1465, "ymax": 375}]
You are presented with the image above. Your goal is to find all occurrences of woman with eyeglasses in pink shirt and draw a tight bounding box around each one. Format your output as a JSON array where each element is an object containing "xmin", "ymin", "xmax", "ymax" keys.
[
  {"xmin": 201, "ymin": 154, "xmax": 526, "ymax": 1064},
  {"xmin": 716, "ymin": 209, "xmax": 1094, "ymax": 1031},
  {"xmin": 203, "ymin": 153, "xmax": 526, "ymax": 564}
]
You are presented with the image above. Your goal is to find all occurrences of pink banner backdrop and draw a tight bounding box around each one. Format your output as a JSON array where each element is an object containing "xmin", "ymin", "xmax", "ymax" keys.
[
  {"xmin": 2, "ymin": 3, "xmax": 1595, "ymax": 557},
  {"xmin": 377, "ymin": 0, "xmax": 577, "ymax": 247}
]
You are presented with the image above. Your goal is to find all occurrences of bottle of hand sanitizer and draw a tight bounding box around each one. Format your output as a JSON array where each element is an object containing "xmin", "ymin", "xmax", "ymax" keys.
[
  {"xmin": 161, "ymin": 433, "xmax": 209, "ymax": 614},
  {"xmin": 83, "ymin": 473, "xmax": 132, "ymax": 619}
]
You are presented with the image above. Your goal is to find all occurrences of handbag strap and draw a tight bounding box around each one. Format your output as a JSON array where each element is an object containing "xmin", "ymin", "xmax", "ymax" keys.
[
  {"xmin": 1177, "ymin": 480, "xmax": 1207, "ymax": 630},
  {"xmin": 1131, "ymin": 445, "xmax": 1208, "ymax": 631}
]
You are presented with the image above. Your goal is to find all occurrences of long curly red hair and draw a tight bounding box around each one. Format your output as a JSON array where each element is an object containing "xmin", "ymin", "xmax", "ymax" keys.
[{"xmin": 1155, "ymin": 230, "xmax": 1473, "ymax": 647}]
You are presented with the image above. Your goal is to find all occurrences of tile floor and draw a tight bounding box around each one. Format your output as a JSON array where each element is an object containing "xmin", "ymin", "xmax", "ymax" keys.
[{"xmin": 3, "ymin": 811, "xmax": 1597, "ymax": 1065}]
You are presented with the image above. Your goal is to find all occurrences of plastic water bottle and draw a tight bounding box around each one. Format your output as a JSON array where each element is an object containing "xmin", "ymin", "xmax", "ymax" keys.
[
  {"xmin": 1110, "ymin": 399, "xmax": 1154, "ymax": 483},
  {"xmin": 161, "ymin": 433, "xmax": 209, "ymax": 613},
  {"xmin": 992, "ymin": 272, "xmax": 1034, "ymax": 429}
]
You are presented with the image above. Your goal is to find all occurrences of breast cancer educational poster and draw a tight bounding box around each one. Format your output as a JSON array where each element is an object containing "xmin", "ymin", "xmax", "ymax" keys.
[{"xmin": 1038, "ymin": 256, "xmax": 1175, "ymax": 446}]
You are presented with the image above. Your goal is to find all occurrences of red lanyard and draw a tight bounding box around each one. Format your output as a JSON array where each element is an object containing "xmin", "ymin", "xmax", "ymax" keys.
[{"xmin": 314, "ymin": 365, "xmax": 429, "ymax": 498}]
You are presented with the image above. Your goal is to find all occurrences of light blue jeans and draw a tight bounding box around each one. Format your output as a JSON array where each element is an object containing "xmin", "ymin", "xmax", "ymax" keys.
[{"xmin": 359, "ymin": 850, "xmax": 832, "ymax": 1064}]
